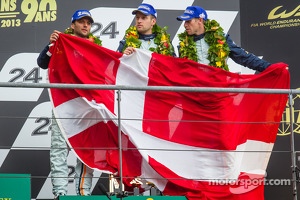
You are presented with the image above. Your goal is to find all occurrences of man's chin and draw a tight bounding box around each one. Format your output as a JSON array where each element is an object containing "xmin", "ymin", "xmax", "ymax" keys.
[
  {"xmin": 186, "ymin": 31, "xmax": 192, "ymax": 35},
  {"xmin": 76, "ymin": 33, "xmax": 89, "ymax": 38}
]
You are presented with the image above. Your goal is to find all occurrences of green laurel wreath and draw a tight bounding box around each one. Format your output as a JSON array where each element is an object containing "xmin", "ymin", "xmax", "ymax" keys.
[
  {"xmin": 123, "ymin": 24, "xmax": 174, "ymax": 56},
  {"xmin": 178, "ymin": 19, "xmax": 230, "ymax": 71},
  {"xmin": 64, "ymin": 27, "xmax": 102, "ymax": 46}
]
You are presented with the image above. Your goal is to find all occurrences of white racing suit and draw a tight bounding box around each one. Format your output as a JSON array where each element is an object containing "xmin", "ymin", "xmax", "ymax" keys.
[{"xmin": 50, "ymin": 112, "xmax": 94, "ymax": 196}]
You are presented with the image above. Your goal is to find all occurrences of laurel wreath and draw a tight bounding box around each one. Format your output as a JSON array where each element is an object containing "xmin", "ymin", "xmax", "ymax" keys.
[
  {"xmin": 178, "ymin": 19, "xmax": 230, "ymax": 71},
  {"xmin": 122, "ymin": 24, "xmax": 174, "ymax": 56},
  {"xmin": 64, "ymin": 27, "xmax": 102, "ymax": 46}
]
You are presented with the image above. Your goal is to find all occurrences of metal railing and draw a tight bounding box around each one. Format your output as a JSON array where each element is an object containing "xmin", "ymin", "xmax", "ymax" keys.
[{"xmin": 0, "ymin": 82, "xmax": 298, "ymax": 199}]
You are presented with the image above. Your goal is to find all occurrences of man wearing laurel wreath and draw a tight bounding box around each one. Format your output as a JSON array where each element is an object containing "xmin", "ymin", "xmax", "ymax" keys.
[
  {"xmin": 116, "ymin": 3, "xmax": 176, "ymax": 196},
  {"xmin": 117, "ymin": 3, "xmax": 175, "ymax": 57},
  {"xmin": 177, "ymin": 6, "xmax": 271, "ymax": 72},
  {"xmin": 37, "ymin": 9, "xmax": 101, "ymax": 200}
]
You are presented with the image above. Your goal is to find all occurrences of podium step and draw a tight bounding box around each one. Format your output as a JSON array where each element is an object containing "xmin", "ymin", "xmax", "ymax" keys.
[{"xmin": 0, "ymin": 173, "xmax": 31, "ymax": 200}]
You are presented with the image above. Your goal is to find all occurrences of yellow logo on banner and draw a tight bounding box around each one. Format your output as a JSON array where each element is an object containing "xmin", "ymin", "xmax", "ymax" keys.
[
  {"xmin": 278, "ymin": 89, "xmax": 300, "ymax": 136},
  {"xmin": 0, "ymin": 0, "xmax": 57, "ymax": 28},
  {"xmin": 268, "ymin": 5, "xmax": 300, "ymax": 19},
  {"xmin": 250, "ymin": 5, "xmax": 300, "ymax": 30}
]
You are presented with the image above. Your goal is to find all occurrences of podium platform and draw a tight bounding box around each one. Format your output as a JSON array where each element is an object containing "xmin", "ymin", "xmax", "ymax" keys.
[
  {"xmin": 0, "ymin": 173, "xmax": 31, "ymax": 200},
  {"xmin": 60, "ymin": 196, "xmax": 187, "ymax": 200}
]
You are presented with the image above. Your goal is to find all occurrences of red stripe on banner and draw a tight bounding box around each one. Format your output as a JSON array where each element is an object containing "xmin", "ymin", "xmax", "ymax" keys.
[
  {"xmin": 68, "ymin": 119, "xmax": 143, "ymax": 188},
  {"xmin": 49, "ymin": 34, "xmax": 122, "ymax": 112},
  {"xmin": 149, "ymin": 156, "xmax": 265, "ymax": 200},
  {"xmin": 68, "ymin": 121, "xmax": 119, "ymax": 173},
  {"xmin": 143, "ymin": 54, "xmax": 289, "ymax": 149}
]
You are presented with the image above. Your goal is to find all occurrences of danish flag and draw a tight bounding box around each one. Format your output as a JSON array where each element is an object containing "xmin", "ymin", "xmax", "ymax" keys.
[{"xmin": 48, "ymin": 34, "xmax": 289, "ymax": 200}]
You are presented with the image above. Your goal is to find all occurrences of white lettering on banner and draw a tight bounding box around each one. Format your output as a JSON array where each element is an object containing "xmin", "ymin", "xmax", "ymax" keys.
[
  {"xmin": 11, "ymin": 102, "xmax": 52, "ymax": 149},
  {"xmin": 0, "ymin": 53, "xmax": 47, "ymax": 102},
  {"xmin": 90, "ymin": 8, "xmax": 134, "ymax": 50}
]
